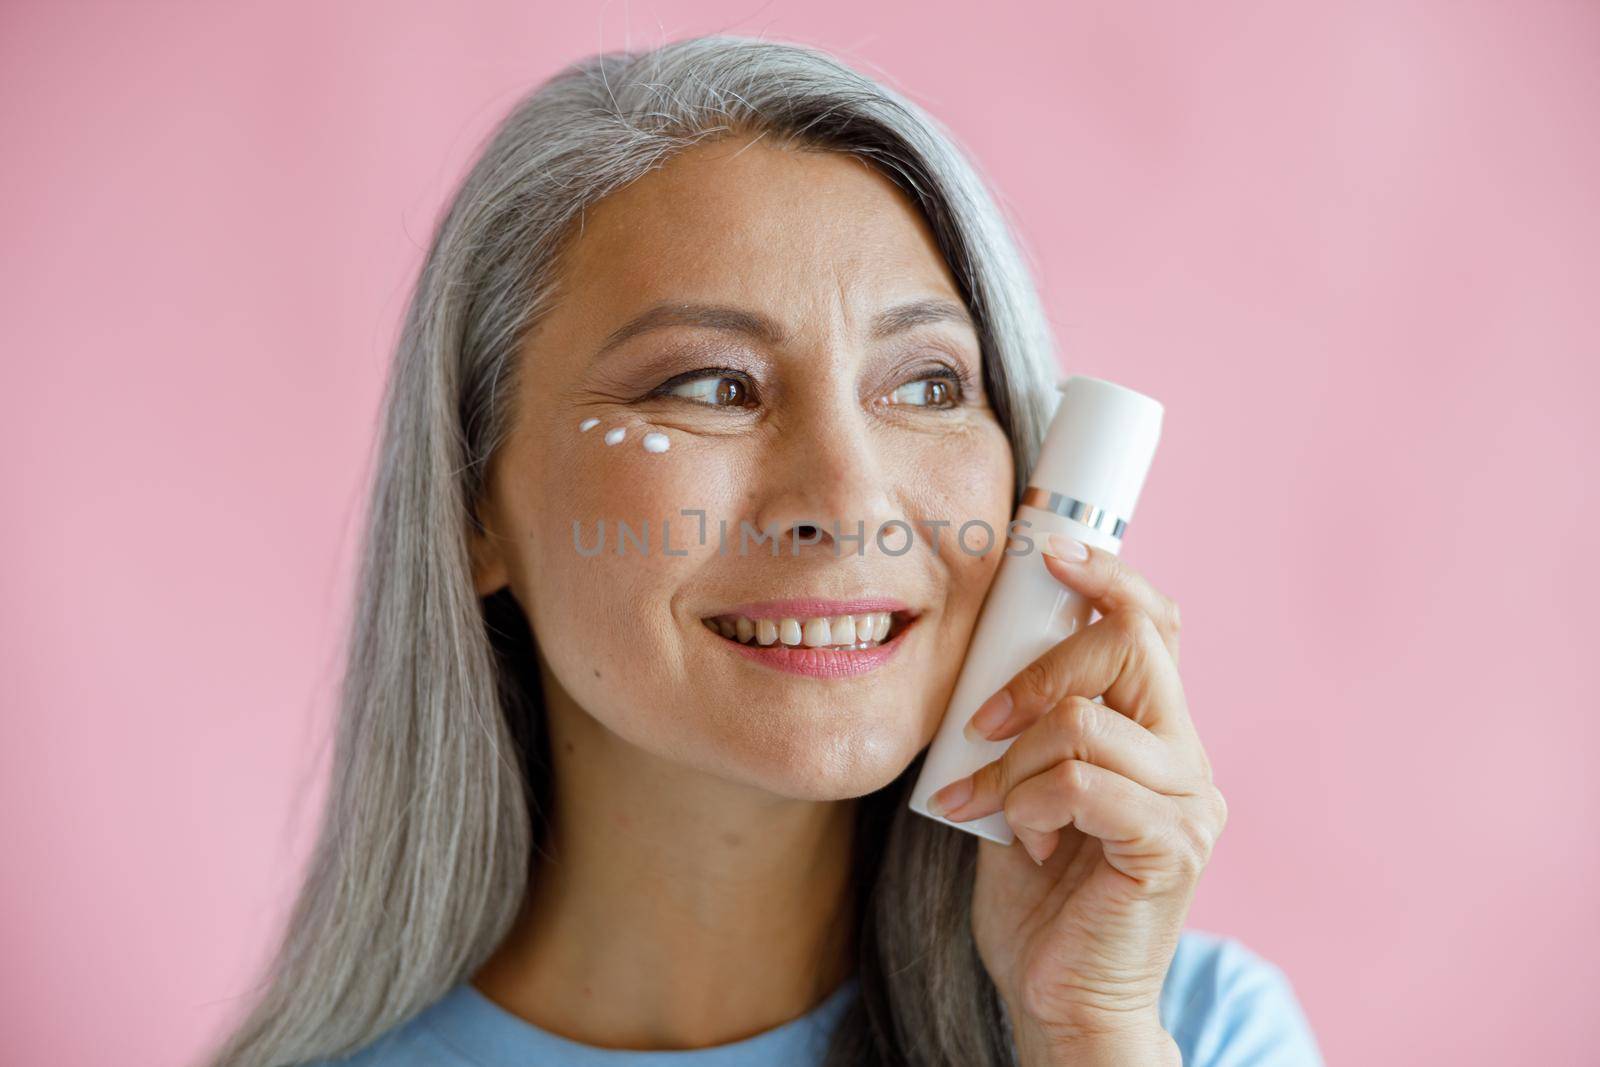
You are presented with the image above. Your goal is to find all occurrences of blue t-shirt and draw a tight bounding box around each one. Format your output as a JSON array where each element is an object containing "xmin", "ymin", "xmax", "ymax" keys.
[{"xmin": 309, "ymin": 928, "xmax": 1322, "ymax": 1066}]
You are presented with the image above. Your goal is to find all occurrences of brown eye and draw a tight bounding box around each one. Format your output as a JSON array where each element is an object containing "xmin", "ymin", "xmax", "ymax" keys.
[
  {"xmin": 658, "ymin": 371, "xmax": 754, "ymax": 408},
  {"xmin": 882, "ymin": 374, "xmax": 961, "ymax": 409}
]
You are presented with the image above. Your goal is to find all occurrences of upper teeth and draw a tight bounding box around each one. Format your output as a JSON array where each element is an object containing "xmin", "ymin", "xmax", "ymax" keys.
[{"xmin": 704, "ymin": 612, "xmax": 895, "ymax": 648}]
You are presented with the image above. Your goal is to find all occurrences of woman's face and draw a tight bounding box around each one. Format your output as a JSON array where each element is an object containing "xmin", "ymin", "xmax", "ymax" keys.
[{"xmin": 471, "ymin": 135, "xmax": 1014, "ymax": 801}]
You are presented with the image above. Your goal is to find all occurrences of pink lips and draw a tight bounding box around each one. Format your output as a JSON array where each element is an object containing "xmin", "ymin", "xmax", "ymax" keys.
[{"xmin": 702, "ymin": 596, "xmax": 916, "ymax": 678}]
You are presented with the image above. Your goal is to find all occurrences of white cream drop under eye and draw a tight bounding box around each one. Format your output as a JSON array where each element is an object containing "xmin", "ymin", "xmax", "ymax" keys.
[
  {"xmin": 604, "ymin": 427, "xmax": 626, "ymax": 445},
  {"xmin": 642, "ymin": 431, "xmax": 670, "ymax": 453},
  {"xmin": 578, "ymin": 417, "xmax": 600, "ymax": 432}
]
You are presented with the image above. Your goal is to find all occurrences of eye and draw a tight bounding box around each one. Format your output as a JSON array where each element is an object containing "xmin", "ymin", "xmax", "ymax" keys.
[
  {"xmin": 880, "ymin": 368, "xmax": 966, "ymax": 409},
  {"xmin": 652, "ymin": 368, "xmax": 756, "ymax": 408}
]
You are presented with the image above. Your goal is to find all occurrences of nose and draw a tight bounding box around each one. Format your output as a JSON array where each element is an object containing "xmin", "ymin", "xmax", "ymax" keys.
[{"xmin": 749, "ymin": 400, "xmax": 898, "ymax": 558}]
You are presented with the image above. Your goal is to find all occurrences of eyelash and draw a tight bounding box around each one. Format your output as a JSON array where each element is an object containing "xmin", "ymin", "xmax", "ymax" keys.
[
  {"xmin": 647, "ymin": 361, "xmax": 973, "ymax": 410},
  {"xmin": 883, "ymin": 361, "xmax": 973, "ymax": 410},
  {"xmin": 646, "ymin": 365, "xmax": 758, "ymax": 408}
]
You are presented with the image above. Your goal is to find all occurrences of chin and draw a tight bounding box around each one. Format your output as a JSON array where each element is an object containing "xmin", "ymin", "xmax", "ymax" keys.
[{"xmin": 708, "ymin": 711, "xmax": 924, "ymax": 802}]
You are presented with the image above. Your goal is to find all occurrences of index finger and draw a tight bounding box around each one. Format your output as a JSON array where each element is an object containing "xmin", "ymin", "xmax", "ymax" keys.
[
  {"xmin": 966, "ymin": 605, "xmax": 1201, "ymax": 752},
  {"xmin": 1041, "ymin": 533, "xmax": 1181, "ymax": 666}
]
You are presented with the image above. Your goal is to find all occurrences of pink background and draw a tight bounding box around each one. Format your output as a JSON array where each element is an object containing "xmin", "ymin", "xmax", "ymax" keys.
[{"xmin": 3, "ymin": 2, "xmax": 1596, "ymax": 1064}]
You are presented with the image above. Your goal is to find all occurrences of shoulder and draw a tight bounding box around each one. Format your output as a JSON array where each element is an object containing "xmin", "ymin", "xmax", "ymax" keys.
[{"xmin": 1159, "ymin": 928, "xmax": 1325, "ymax": 1067}]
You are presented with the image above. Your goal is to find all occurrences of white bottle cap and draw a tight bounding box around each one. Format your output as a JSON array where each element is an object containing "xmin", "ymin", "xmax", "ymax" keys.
[{"xmin": 1029, "ymin": 376, "xmax": 1164, "ymax": 533}]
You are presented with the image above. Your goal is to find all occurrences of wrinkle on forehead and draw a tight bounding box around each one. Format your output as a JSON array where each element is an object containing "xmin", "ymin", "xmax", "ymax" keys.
[{"xmin": 542, "ymin": 138, "xmax": 964, "ymax": 364}]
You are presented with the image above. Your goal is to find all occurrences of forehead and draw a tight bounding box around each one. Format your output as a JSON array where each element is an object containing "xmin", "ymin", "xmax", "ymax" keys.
[{"xmin": 549, "ymin": 137, "xmax": 962, "ymax": 327}]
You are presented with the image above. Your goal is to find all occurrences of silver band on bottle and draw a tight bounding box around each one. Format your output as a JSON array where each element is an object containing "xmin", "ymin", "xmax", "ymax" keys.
[{"xmin": 1020, "ymin": 486, "xmax": 1129, "ymax": 541}]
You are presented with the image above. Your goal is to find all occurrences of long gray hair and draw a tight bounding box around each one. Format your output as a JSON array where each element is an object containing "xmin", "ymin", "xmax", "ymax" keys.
[{"xmin": 205, "ymin": 33, "xmax": 1060, "ymax": 1067}]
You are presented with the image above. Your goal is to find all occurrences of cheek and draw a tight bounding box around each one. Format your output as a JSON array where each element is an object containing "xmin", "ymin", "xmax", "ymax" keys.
[
  {"xmin": 893, "ymin": 423, "xmax": 1015, "ymax": 546},
  {"xmin": 897, "ymin": 423, "xmax": 1015, "ymax": 623},
  {"xmin": 524, "ymin": 420, "xmax": 745, "ymax": 642},
  {"xmin": 559, "ymin": 422, "xmax": 745, "ymax": 544},
  {"xmin": 511, "ymin": 422, "xmax": 739, "ymax": 727}
]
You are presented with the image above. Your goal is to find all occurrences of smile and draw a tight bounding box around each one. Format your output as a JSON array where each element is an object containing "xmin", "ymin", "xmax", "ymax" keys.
[
  {"xmin": 701, "ymin": 610, "xmax": 912, "ymax": 648},
  {"xmin": 699, "ymin": 599, "xmax": 919, "ymax": 678}
]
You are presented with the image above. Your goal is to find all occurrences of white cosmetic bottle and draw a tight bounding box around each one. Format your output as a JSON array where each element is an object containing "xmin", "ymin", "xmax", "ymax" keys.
[{"xmin": 908, "ymin": 375, "xmax": 1164, "ymax": 845}]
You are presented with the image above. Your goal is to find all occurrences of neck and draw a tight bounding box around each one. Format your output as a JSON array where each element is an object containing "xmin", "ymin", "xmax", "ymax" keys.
[{"xmin": 471, "ymin": 672, "xmax": 859, "ymax": 1051}]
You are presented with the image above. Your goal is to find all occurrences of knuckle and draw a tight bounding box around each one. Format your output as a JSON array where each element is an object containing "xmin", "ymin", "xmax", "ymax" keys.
[
  {"xmin": 1176, "ymin": 837, "xmax": 1208, "ymax": 878},
  {"xmin": 1114, "ymin": 605, "xmax": 1159, "ymax": 647},
  {"xmin": 1174, "ymin": 816, "xmax": 1213, "ymax": 875},
  {"xmin": 1210, "ymin": 786, "xmax": 1230, "ymax": 833},
  {"xmin": 1047, "ymin": 695, "xmax": 1099, "ymax": 754},
  {"xmin": 1053, "ymin": 758, "xmax": 1089, "ymax": 796},
  {"xmin": 1015, "ymin": 656, "xmax": 1057, "ymax": 706},
  {"xmin": 1001, "ymin": 786, "xmax": 1032, "ymax": 830},
  {"xmin": 1192, "ymin": 811, "xmax": 1220, "ymax": 858},
  {"xmin": 1066, "ymin": 694, "xmax": 1101, "ymax": 743},
  {"xmin": 1108, "ymin": 604, "xmax": 1141, "ymax": 637},
  {"xmin": 1103, "ymin": 552, "xmax": 1132, "ymax": 588},
  {"xmin": 1164, "ymin": 596, "xmax": 1182, "ymax": 636}
]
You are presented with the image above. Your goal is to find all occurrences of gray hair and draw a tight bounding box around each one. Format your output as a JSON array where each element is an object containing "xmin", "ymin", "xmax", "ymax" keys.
[{"xmin": 204, "ymin": 33, "xmax": 1060, "ymax": 1067}]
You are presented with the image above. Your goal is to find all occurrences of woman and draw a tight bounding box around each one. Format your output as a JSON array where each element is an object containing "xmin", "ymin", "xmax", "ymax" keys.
[{"xmin": 208, "ymin": 34, "xmax": 1322, "ymax": 1067}]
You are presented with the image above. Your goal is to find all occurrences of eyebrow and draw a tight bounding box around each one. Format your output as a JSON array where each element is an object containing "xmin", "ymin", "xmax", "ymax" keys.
[{"xmin": 589, "ymin": 297, "xmax": 976, "ymax": 364}]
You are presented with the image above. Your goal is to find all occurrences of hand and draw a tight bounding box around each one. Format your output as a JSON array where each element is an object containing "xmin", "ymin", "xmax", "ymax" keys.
[{"xmin": 925, "ymin": 533, "xmax": 1224, "ymax": 1061}]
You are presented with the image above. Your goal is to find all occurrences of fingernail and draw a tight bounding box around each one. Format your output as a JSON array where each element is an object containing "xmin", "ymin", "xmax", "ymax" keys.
[
  {"xmin": 1019, "ymin": 835, "xmax": 1046, "ymax": 865},
  {"xmin": 927, "ymin": 774, "xmax": 974, "ymax": 818},
  {"xmin": 963, "ymin": 689, "xmax": 1014, "ymax": 742},
  {"xmin": 1045, "ymin": 533, "xmax": 1089, "ymax": 562}
]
